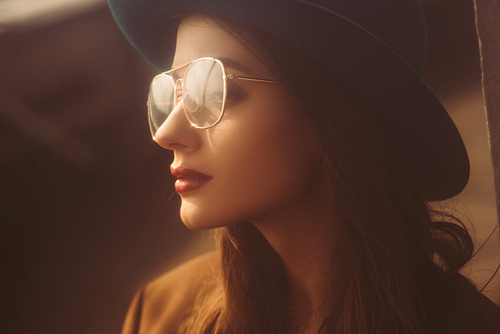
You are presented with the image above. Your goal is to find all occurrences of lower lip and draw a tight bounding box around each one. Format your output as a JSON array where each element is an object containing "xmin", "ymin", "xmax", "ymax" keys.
[{"xmin": 174, "ymin": 178, "xmax": 212, "ymax": 193}]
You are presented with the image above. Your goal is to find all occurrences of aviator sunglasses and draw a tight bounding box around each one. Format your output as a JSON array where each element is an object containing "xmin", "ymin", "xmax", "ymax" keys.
[{"xmin": 147, "ymin": 57, "xmax": 279, "ymax": 137}]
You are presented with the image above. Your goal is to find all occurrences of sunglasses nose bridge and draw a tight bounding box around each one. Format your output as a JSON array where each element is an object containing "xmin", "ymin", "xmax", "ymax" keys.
[{"xmin": 174, "ymin": 78, "xmax": 184, "ymax": 106}]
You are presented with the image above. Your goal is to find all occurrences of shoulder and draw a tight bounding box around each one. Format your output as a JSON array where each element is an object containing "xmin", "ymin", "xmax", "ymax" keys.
[
  {"xmin": 122, "ymin": 251, "xmax": 221, "ymax": 334},
  {"xmin": 429, "ymin": 272, "xmax": 500, "ymax": 334},
  {"xmin": 146, "ymin": 250, "xmax": 221, "ymax": 301}
]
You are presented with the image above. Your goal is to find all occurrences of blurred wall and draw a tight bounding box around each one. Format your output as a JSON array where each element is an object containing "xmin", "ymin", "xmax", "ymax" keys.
[
  {"xmin": 423, "ymin": 0, "xmax": 500, "ymax": 303},
  {"xmin": 0, "ymin": 5, "xmax": 211, "ymax": 334}
]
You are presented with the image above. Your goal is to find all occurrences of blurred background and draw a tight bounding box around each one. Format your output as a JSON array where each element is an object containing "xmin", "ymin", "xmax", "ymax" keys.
[{"xmin": 0, "ymin": 0, "xmax": 498, "ymax": 333}]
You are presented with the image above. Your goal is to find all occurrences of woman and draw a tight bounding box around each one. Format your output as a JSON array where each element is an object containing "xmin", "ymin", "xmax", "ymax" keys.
[{"xmin": 108, "ymin": 0, "xmax": 500, "ymax": 333}]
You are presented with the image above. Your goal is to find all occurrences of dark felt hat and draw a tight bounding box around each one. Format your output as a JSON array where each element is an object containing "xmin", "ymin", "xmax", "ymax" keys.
[{"xmin": 108, "ymin": 0, "xmax": 470, "ymax": 201}]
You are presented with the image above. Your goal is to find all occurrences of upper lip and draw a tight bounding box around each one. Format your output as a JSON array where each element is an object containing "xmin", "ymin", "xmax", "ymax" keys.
[{"xmin": 170, "ymin": 165, "xmax": 212, "ymax": 179}]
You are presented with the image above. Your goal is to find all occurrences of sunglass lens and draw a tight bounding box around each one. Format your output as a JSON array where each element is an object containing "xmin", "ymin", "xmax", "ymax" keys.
[
  {"xmin": 183, "ymin": 59, "xmax": 224, "ymax": 128},
  {"xmin": 148, "ymin": 74, "xmax": 175, "ymax": 136}
]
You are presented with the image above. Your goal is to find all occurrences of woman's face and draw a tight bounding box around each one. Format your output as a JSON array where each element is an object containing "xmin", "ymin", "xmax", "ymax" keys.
[{"xmin": 154, "ymin": 17, "xmax": 325, "ymax": 230}]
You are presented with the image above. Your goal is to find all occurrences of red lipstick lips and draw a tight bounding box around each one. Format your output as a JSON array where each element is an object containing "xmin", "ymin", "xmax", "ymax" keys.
[{"xmin": 171, "ymin": 166, "xmax": 213, "ymax": 193}]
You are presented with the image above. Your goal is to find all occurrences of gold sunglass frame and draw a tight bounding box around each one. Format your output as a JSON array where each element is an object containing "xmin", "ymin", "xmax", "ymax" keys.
[{"xmin": 147, "ymin": 57, "xmax": 279, "ymax": 136}]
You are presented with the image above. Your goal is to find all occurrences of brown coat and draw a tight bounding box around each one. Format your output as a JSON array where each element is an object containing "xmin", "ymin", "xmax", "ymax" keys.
[
  {"xmin": 121, "ymin": 251, "xmax": 500, "ymax": 334},
  {"xmin": 121, "ymin": 251, "xmax": 220, "ymax": 334}
]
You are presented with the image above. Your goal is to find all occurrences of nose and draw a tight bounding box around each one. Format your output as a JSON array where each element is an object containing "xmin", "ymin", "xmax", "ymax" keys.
[{"xmin": 153, "ymin": 99, "xmax": 200, "ymax": 152}]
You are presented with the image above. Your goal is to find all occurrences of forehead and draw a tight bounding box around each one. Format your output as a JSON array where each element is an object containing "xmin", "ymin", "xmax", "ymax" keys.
[{"xmin": 172, "ymin": 17, "xmax": 270, "ymax": 76}]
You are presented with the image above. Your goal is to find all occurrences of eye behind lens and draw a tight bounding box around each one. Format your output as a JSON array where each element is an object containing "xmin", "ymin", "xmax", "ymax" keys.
[
  {"xmin": 182, "ymin": 58, "xmax": 227, "ymax": 128},
  {"xmin": 184, "ymin": 93, "xmax": 199, "ymax": 112}
]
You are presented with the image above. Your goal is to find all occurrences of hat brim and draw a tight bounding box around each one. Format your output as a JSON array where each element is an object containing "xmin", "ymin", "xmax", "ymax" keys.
[{"xmin": 108, "ymin": 0, "xmax": 469, "ymax": 201}]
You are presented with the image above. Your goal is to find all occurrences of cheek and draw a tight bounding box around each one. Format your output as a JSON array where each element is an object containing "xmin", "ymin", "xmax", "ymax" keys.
[
  {"xmin": 208, "ymin": 103, "xmax": 322, "ymax": 222},
  {"xmin": 230, "ymin": 123, "xmax": 318, "ymax": 191}
]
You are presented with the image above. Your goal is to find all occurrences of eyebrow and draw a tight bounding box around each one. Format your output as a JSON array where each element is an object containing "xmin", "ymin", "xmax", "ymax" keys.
[
  {"xmin": 217, "ymin": 57, "xmax": 255, "ymax": 75},
  {"xmin": 169, "ymin": 57, "xmax": 257, "ymax": 77}
]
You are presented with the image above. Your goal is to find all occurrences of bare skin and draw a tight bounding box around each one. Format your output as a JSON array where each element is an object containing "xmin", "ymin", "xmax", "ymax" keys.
[{"xmin": 154, "ymin": 17, "xmax": 339, "ymax": 332}]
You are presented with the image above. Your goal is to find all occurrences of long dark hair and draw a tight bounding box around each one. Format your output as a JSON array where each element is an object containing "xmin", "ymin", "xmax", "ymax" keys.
[{"xmin": 175, "ymin": 12, "xmax": 477, "ymax": 334}]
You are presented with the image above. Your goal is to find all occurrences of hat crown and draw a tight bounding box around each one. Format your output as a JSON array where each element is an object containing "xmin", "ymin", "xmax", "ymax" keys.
[
  {"xmin": 112, "ymin": 0, "xmax": 427, "ymax": 75},
  {"xmin": 302, "ymin": 0, "xmax": 427, "ymax": 75}
]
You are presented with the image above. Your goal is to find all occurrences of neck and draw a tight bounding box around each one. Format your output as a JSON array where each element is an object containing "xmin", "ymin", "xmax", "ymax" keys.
[{"xmin": 249, "ymin": 169, "xmax": 339, "ymax": 329}]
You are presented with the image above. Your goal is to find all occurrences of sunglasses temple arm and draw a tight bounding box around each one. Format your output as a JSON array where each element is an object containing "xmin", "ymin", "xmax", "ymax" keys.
[{"xmin": 226, "ymin": 74, "xmax": 279, "ymax": 84}]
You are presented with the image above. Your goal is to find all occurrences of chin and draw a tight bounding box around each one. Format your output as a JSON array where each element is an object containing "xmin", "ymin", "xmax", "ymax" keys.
[
  {"xmin": 179, "ymin": 198, "xmax": 254, "ymax": 231},
  {"xmin": 180, "ymin": 202, "xmax": 227, "ymax": 231}
]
